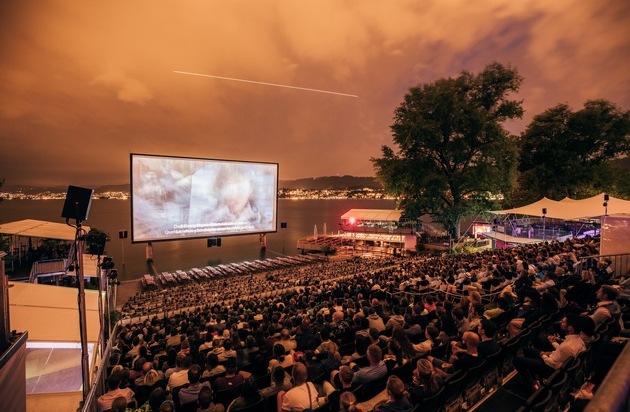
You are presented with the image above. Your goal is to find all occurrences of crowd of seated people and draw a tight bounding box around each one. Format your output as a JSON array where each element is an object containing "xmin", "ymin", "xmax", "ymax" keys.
[{"xmin": 98, "ymin": 235, "xmax": 628, "ymax": 411}]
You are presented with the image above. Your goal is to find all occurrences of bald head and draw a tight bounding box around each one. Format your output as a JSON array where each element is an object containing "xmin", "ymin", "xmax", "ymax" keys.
[{"xmin": 462, "ymin": 331, "xmax": 480, "ymax": 349}]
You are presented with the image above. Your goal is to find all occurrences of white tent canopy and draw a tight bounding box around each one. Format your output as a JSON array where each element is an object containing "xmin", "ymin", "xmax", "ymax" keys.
[
  {"xmin": 340, "ymin": 209, "xmax": 403, "ymax": 221},
  {"xmin": 0, "ymin": 219, "xmax": 90, "ymax": 241},
  {"xmin": 490, "ymin": 193, "xmax": 630, "ymax": 220}
]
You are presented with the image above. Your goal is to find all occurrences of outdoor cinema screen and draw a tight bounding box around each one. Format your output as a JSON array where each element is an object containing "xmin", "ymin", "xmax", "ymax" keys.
[{"xmin": 130, "ymin": 153, "xmax": 278, "ymax": 243}]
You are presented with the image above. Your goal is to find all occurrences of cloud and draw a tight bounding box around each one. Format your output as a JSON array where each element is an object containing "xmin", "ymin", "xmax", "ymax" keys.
[
  {"xmin": 0, "ymin": 0, "xmax": 628, "ymax": 186},
  {"xmin": 92, "ymin": 69, "xmax": 153, "ymax": 104}
]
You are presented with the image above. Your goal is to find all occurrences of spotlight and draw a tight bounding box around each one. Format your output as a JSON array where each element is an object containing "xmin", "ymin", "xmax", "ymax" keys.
[
  {"xmin": 106, "ymin": 269, "xmax": 118, "ymax": 280},
  {"xmin": 102, "ymin": 257, "xmax": 115, "ymax": 270}
]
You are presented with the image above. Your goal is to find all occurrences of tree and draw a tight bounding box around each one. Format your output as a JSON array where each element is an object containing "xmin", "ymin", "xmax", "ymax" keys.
[
  {"xmin": 517, "ymin": 99, "xmax": 630, "ymax": 202},
  {"xmin": 372, "ymin": 63, "xmax": 523, "ymax": 237}
]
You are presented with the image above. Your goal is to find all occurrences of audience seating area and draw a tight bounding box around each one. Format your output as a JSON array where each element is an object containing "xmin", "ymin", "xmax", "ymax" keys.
[{"xmin": 94, "ymin": 235, "xmax": 629, "ymax": 412}]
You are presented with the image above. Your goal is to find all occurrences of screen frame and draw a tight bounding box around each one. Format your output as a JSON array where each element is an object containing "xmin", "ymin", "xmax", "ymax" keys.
[{"xmin": 130, "ymin": 153, "xmax": 279, "ymax": 244}]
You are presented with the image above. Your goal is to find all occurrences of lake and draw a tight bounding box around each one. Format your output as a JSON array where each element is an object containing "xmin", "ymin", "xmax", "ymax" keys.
[{"xmin": 0, "ymin": 198, "xmax": 395, "ymax": 281}]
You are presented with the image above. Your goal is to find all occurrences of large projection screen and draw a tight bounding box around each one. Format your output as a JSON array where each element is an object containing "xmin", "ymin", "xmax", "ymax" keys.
[{"xmin": 131, "ymin": 154, "xmax": 278, "ymax": 243}]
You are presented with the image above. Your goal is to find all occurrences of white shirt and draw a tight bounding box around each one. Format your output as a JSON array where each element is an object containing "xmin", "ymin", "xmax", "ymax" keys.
[{"xmin": 542, "ymin": 334, "xmax": 585, "ymax": 369}]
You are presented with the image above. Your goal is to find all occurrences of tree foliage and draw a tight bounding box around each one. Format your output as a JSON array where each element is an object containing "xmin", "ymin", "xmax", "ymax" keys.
[
  {"xmin": 372, "ymin": 63, "xmax": 523, "ymax": 237},
  {"xmin": 517, "ymin": 99, "xmax": 630, "ymax": 202}
]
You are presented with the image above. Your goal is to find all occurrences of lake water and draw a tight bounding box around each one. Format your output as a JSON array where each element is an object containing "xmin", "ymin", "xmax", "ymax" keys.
[{"xmin": 0, "ymin": 199, "xmax": 395, "ymax": 281}]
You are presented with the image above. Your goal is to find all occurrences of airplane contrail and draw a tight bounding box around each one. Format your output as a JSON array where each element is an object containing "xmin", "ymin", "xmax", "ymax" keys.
[{"xmin": 173, "ymin": 70, "xmax": 358, "ymax": 98}]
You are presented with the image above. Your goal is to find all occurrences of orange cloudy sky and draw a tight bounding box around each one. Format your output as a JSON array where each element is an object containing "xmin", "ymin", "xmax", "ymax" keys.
[{"xmin": 1, "ymin": 0, "xmax": 629, "ymax": 187}]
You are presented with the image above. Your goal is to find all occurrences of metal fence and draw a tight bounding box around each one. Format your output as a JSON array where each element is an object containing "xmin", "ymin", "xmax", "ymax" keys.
[
  {"xmin": 577, "ymin": 253, "xmax": 630, "ymax": 278},
  {"xmin": 80, "ymin": 323, "xmax": 120, "ymax": 412}
]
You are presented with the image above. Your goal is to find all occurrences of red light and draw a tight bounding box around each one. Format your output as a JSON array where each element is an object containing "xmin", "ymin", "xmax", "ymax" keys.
[{"xmin": 349, "ymin": 217, "xmax": 356, "ymax": 225}]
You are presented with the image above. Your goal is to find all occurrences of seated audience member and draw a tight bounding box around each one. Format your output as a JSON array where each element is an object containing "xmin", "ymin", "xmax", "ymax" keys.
[
  {"xmin": 408, "ymin": 358, "xmax": 449, "ymax": 404},
  {"xmin": 197, "ymin": 386, "xmax": 225, "ymax": 412},
  {"xmin": 316, "ymin": 326, "xmax": 339, "ymax": 355},
  {"xmin": 227, "ymin": 376, "xmax": 262, "ymax": 411},
  {"xmin": 477, "ymin": 319, "xmax": 501, "ymax": 358},
  {"xmin": 374, "ymin": 375, "xmax": 413, "ymax": 412},
  {"xmin": 202, "ymin": 353, "xmax": 226, "ymax": 379},
  {"xmin": 383, "ymin": 339, "xmax": 406, "ymax": 371},
  {"xmin": 177, "ymin": 364, "xmax": 211, "ymax": 406},
  {"xmin": 430, "ymin": 331, "xmax": 483, "ymax": 373},
  {"xmin": 268, "ymin": 343, "xmax": 295, "ymax": 371},
  {"xmin": 367, "ymin": 307, "xmax": 386, "ymax": 332},
  {"xmin": 590, "ymin": 285, "xmax": 621, "ymax": 326},
  {"xmin": 137, "ymin": 369, "xmax": 163, "ymax": 388},
  {"xmin": 390, "ymin": 326, "xmax": 416, "ymax": 361},
  {"xmin": 507, "ymin": 293, "xmax": 541, "ymax": 338},
  {"xmin": 259, "ymin": 366, "xmax": 292, "ymax": 398},
  {"xmin": 218, "ymin": 339, "xmax": 237, "ymax": 363},
  {"xmin": 328, "ymin": 365, "xmax": 358, "ymax": 394},
  {"xmin": 278, "ymin": 362, "xmax": 326, "ymax": 412},
  {"xmin": 166, "ymin": 354, "xmax": 191, "ymax": 390},
  {"xmin": 214, "ymin": 357, "xmax": 249, "ymax": 391},
  {"xmin": 159, "ymin": 400, "xmax": 175, "ymax": 412},
  {"xmin": 140, "ymin": 387, "xmax": 167, "ymax": 412},
  {"xmin": 277, "ymin": 328, "xmax": 298, "ymax": 352},
  {"xmin": 97, "ymin": 372, "xmax": 135, "ymax": 412},
  {"xmin": 514, "ymin": 314, "xmax": 586, "ymax": 391},
  {"xmin": 483, "ymin": 297, "xmax": 510, "ymax": 320},
  {"xmin": 412, "ymin": 325, "xmax": 439, "ymax": 357},
  {"xmin": 110, "ymin": 396, "xmax": 129, "ymax": 412},
  {"xmin": 350, "ymin": 344, "xmax": 388, "ymax": 385},
  {"xmin": 339, "ymin": 391, "xmax": 363, "ymax": 412}
]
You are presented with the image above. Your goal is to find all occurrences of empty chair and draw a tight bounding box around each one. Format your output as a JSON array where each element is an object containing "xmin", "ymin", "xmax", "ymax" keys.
[
  {"xmin": 360, "ymin": 373, "xmax": 389, "ymax": 402},
  {"xmin": 441, "ymin": 370, "xmax": 468, "ymax": 412},
  {"xmin": 419, "ymin": 386, "xmax": 444, "ymax": 412},
  {"xmin": 521, "ymin": 387, "xmax": 553, "ymax": 412}
]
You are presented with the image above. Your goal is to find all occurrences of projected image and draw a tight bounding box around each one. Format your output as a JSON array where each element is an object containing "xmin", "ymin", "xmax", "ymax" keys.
[{"xmin": 131, "ymin": 154, "xmax": 278, "ymax": 242}]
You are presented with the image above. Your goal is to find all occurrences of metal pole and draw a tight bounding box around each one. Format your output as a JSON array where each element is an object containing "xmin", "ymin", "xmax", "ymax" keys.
[
  {"xmin": 120, "ymin": 237, "xmax": 125, "ymax": 267},
  {"xmin": 0, "ymin": 251, "xmax": 10, "ymax": 353},
  {"xmin": 75, "ymin": 225, "xmax": 90, "ymax": 402}
]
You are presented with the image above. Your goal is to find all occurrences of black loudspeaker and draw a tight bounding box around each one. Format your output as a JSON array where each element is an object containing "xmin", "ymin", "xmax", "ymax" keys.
[
  {"xmin": 542, "ymin": 208, "xmax": 547, "ymax": 215},
  {"xmin": 207, "ymin": 238, "xmax": 222, "ymax": 247},
  {"xmin": 604, "ymin": 194, "xmax": 610, "ymax": 201},
  {"xmin": 280, "ymin": 222, "xmax": 287, "ymax": 229},
  {"xmin": 118, "ymin": 230, "xmax": 128, "ymax": 239},
  {"xmin": 61, "ymin": 185, "xmax": 94, "ymax": 221}
]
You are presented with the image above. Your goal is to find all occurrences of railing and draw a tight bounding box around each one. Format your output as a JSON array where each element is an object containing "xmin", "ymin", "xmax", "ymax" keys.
[
  {"xmin": 577, "ymin": 253, "xmax": 630, "ymax": 278},
  {"xmin": 28, "ymin": 259, "xmax": 67, "ymax": 283},
  {"xmin": 80, "ymin": 323, "xmax": 120, "ymax": 412},
  {"xmin": 389, "ymin": 284, "xmax": 503, "ymax": 304},
  {"xmin": 585, "ymin": 342, "xmax": 630, "ymax": 412}
]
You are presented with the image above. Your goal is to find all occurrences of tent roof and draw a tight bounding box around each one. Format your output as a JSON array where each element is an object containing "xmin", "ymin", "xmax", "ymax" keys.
[
  {"xmin": 0, "ymin": 219, "xmax": 89, "ymax": 241},
  {"xmin": 340, "ymin": 209, "xmax": 402, "ymax": 222},
  {"xmin": 490, "ymin": 193, "xmax": 630, "ymax": 220},
  {"xmin": 9, "ymin": 281, "xmax": 100, "ymax": 342}
]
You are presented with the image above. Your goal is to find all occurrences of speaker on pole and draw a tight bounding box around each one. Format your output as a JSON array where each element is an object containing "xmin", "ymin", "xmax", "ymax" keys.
[{"xmin": 61, "ymin": 186, "xmax": 94, "ymax": 221}]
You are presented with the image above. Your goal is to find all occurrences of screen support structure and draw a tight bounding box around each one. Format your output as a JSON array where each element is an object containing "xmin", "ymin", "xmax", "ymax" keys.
[
  {"xmin": 72, "ymin": 219, "xmax": 90, "ymax": 403},
  {"xmin": 65, "ymin": 217, "xmax": 91, "ymax": 403}
]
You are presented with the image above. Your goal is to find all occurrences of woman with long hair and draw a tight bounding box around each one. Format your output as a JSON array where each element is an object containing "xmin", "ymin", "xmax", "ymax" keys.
[
  {"xmin": 408, "ymin": 358, "xmax": 449, "ymax": 404},
  {"xmin": 390, "ymin": 326, "xmax": 415, "ymax": 360}
]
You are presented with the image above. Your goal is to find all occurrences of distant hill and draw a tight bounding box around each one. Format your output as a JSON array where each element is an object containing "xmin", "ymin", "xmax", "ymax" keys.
[{"xmin": 279, "ymin": 176, "xmax": 382, "ymax": 190}]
